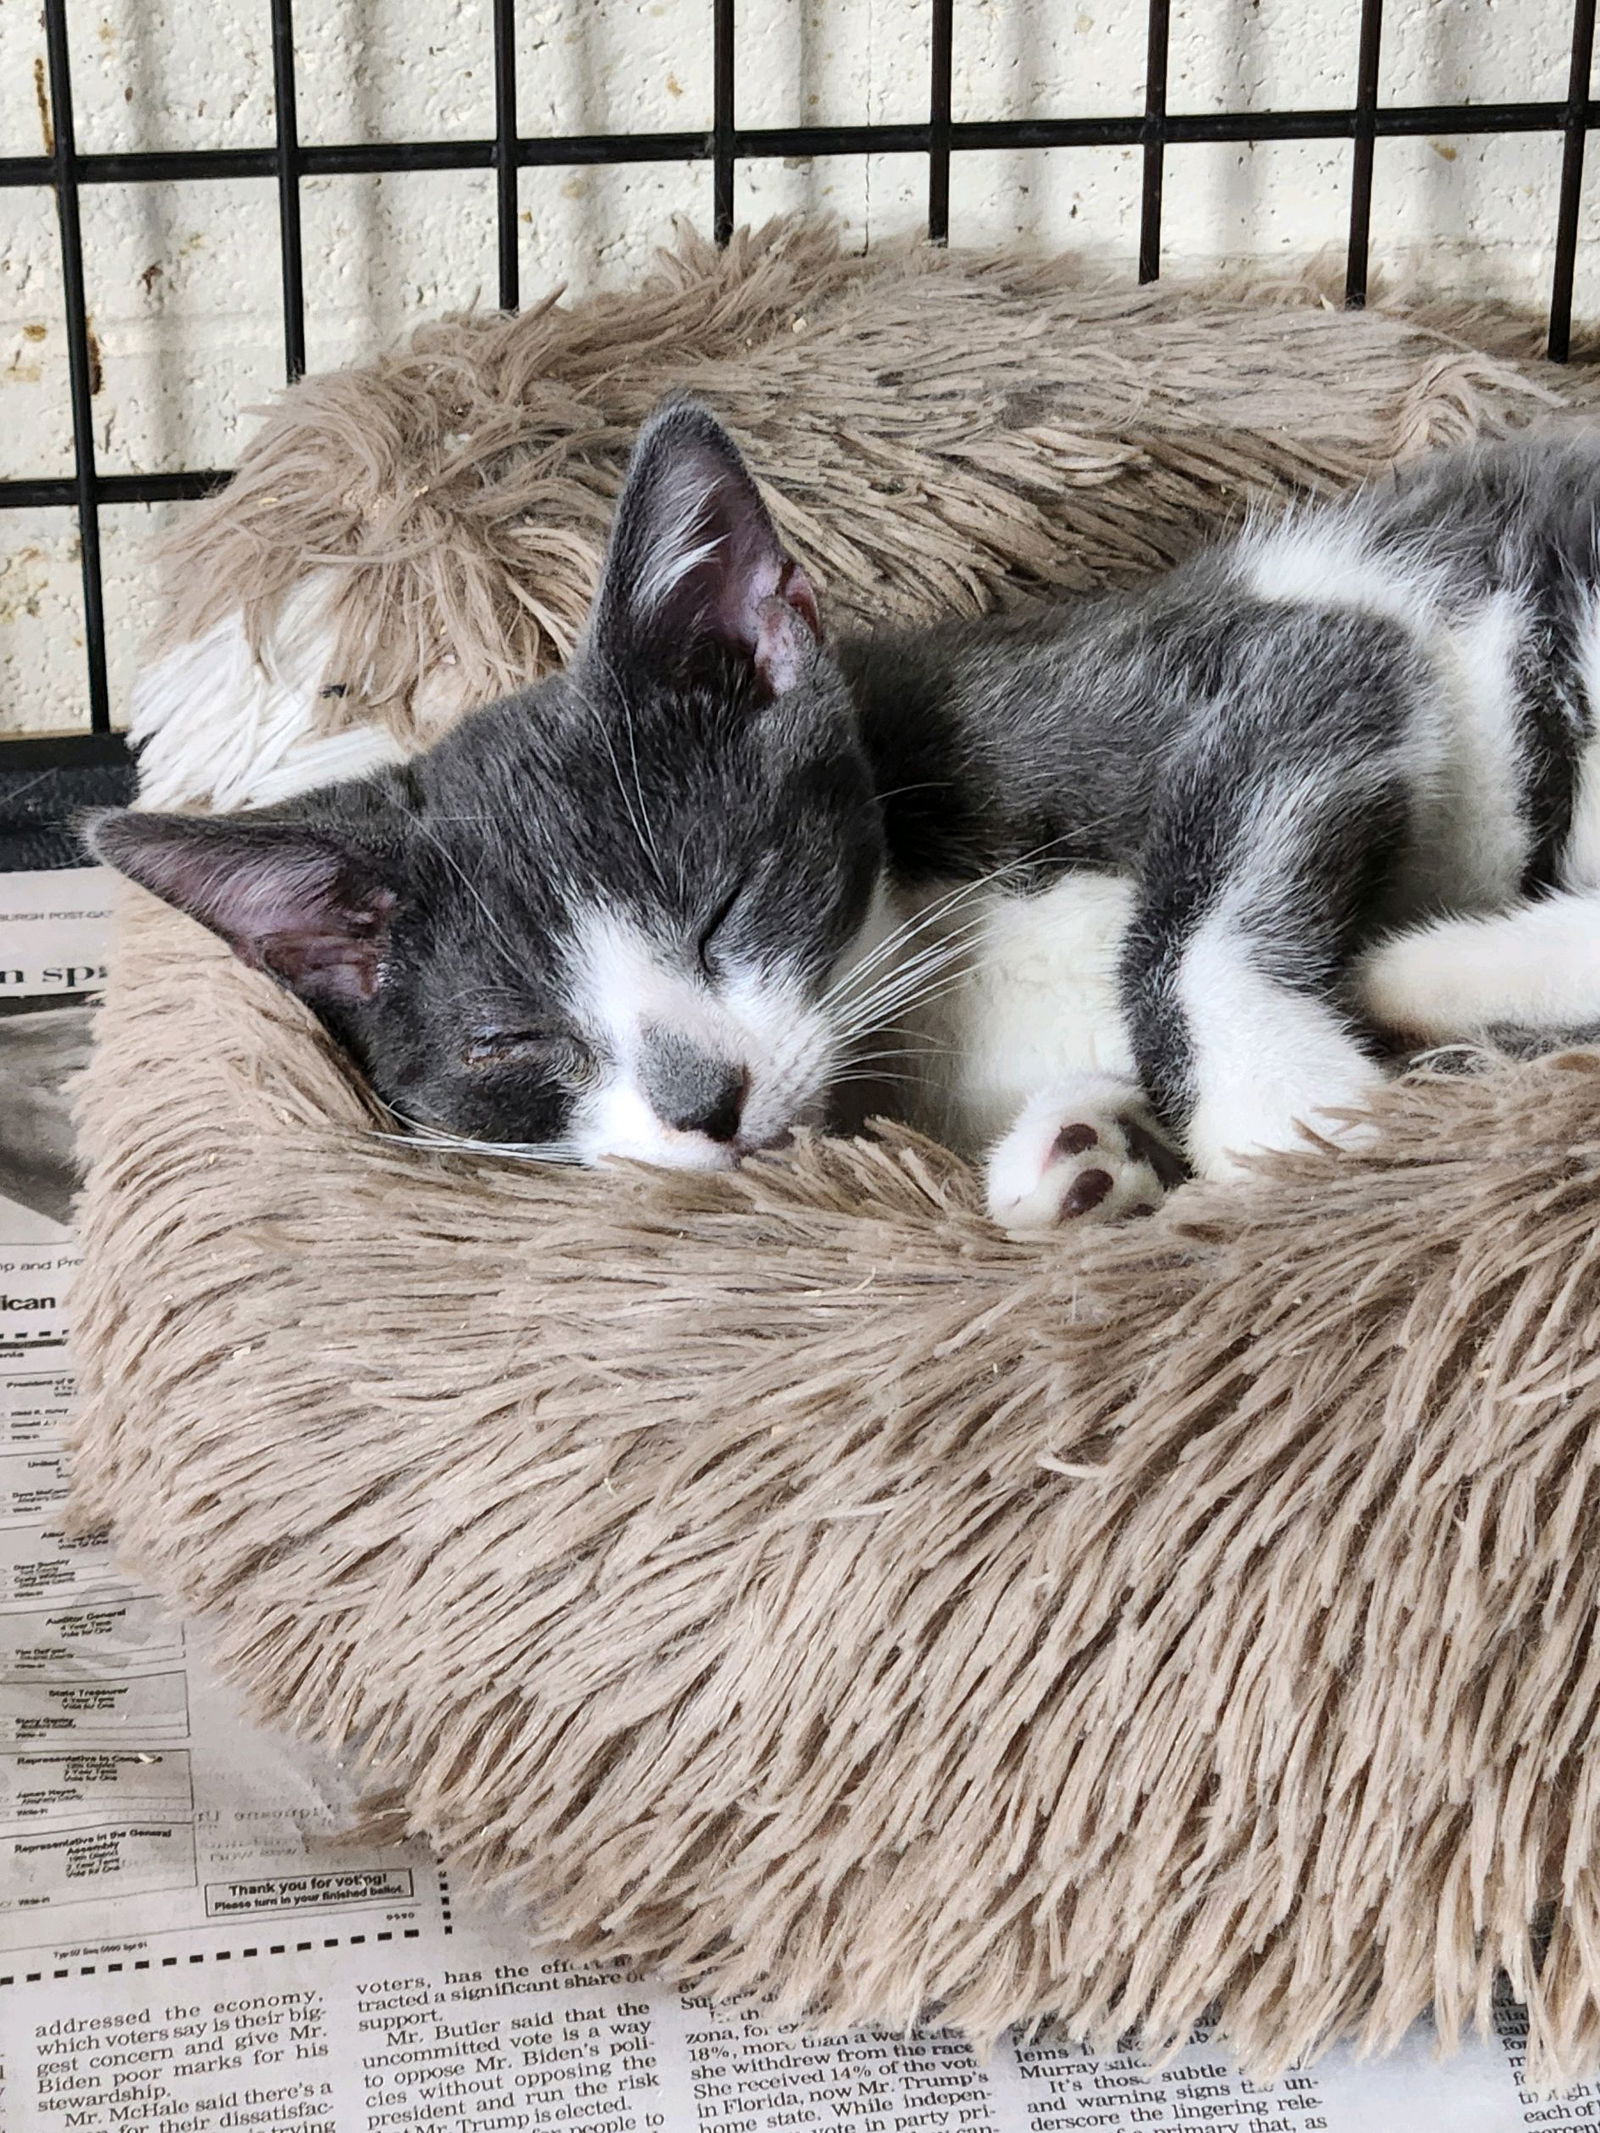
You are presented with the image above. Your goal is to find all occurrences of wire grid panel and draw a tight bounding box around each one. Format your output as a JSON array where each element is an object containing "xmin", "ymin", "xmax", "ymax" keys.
[{"xmin": 0, "ymin": 0, "xmax": 1596, "ymax": 759}]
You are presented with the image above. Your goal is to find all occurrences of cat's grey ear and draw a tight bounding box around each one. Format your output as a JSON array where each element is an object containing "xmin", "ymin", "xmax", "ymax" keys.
[
  {"xmin": 84, "ymin": 808, "xmax": 397, "ymax": 1006},
  {"xmin": 589, "ymin": 397, "xmax": 820, "ymax": 697}
]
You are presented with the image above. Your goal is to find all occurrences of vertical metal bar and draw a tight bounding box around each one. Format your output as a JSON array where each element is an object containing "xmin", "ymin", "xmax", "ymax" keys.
[
  {"xmin": 493, "ymin": 0, "xmax": 520, "ymax": 310},
  {"xmin": 42, "ymin": 0, "xmax": 110, "ymax": 735},
  {"xmin": 713, "ymin": 0, "xmax": 735, "ymax": 244},
  {"xmin": 270, "ymin": 0, "xmax": 307, "ymax": 379},
  {"xmin": 1345, "ymin": 0, "xmax": 1384, "ymax": 307},
  {"xmin": 929, "ymin": 0, "xmax": 953, "ymax": 243},
  {"xmin": 1549, "ymin": 0, "xmax": 1597, "ymax": 360},
  {"xmin": 1138, "ymin": 0, "xmax": 1171, "ymax": 283}
]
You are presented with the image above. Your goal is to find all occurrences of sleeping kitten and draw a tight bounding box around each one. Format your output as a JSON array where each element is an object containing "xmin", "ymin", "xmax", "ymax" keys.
[{"xmin": 88, "ymin": 401, "xmax": 1600, "ymax": 1226}]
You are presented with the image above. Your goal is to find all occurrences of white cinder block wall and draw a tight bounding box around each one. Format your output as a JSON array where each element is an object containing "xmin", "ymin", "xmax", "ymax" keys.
[{"xmin": 1, "ymin": 0, "xmax": 1593, "ymax": 735}]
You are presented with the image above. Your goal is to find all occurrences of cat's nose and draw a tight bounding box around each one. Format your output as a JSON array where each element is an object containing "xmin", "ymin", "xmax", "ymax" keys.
[
  {"xmin": 665, "ymin": 1071, "xmax": 746, "ymax": 1143},
  {"xmin": 639, "ymin": 1034, "xmax": 748, "ymax": 1144}
]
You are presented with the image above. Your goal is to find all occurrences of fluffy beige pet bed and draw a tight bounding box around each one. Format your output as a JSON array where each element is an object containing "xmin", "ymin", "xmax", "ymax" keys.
[{"xmin": 70, "ymin": 222, "xmax": 1600, "ymax": 2084}]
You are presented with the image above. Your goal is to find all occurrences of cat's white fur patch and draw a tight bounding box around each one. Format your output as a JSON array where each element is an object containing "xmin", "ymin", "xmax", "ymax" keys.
[
  {"xmin": 131, "ymin": 572, "xmax": 409, "ymax": 814},
  {"xmin": 567, "ymin": 907, "xmax": 834, "ymax": 1168},
  {"xmin": 583, "ymin": 1075, "xmax": 740, "ymax": 1172},
  {"xmin": 1357, "ymin": 891, "xmax": 1600, "ymax": 1038},
  {"xmin": 1180, "ymin": 914, "xmax": 1386, "ymax": 1181},
  {"xmin": 571, "ymin": 911, "xmax": 739, "ymax": 1168},
  {"xmin": 1241, "ymin": 513, "xmax": 1446, "ymax": 632},
  {"xmin": 888, "ymin": 872, "xmax": 1136, "ymax": 1152},
  {"xmin": 1408, "ymin": 593, "xmax": 1532, "ymax": 909}
]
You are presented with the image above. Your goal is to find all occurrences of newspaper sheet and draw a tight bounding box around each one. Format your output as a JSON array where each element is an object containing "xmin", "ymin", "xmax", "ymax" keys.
[{"xmin": 0, "ymin": 868, "xmax": 1592, "ymax": 2133}]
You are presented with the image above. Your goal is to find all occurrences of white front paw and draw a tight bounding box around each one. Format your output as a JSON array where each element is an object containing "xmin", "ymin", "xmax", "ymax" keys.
[
  {"xmin": 985, "ymin": 1074, "xmax": 1185, "ymax": 1232},
  {"xmin": 1188, "ymin": 1057, "xmax": 1387, "ymax": 1182}
]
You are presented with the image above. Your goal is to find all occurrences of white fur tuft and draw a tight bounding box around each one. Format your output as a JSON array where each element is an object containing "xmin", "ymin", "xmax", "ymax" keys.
[
  {"xmin": 631, "ymin": 470, "xmax": 722, "ymax": 618},
  {"xmin": 1561, "ymin": 592, "xmax": 1600, "ymax": 889},
  {"xmin": 131, "ymin": 571, "xmax": 410, "ymax": 813},
  {"xmin": 1240, "ymin": 512, "xmax": 1445, "ymax": 631}
]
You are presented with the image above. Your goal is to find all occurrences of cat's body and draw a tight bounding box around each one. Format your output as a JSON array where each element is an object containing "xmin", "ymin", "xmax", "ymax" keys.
[
  {"xmin": 91, "ymin": 404, "xmax": 1600, "ymax": 1225},
  {"xmin": 836, "ymin": 434, "xmax": 1600, "ymax": 1212}
]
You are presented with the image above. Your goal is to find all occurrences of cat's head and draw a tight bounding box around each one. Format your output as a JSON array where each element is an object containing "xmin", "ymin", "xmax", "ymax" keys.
[{"xmin": 88, "ymin": 398, "xmax": 888, "ymax": 1170}]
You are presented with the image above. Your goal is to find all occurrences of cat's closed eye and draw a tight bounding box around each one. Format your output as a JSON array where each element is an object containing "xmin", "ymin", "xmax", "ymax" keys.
[
  {"xmin": 697, "ymin": 879, "xmax": 748, "ymax": 976},
  {"xmin": 461, "ymin": 1029, "xmax": 570, "ymax": 1069}
]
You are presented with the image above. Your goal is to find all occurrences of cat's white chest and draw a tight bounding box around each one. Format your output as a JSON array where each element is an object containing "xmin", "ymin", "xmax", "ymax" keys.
[
  {"xmin": 1558, "ymin": 590, "xmax": 1600, "ymax": 889},
  {"xmin": 886, "ymin": 872, "xmax": 1137, "ymax": 1153}
]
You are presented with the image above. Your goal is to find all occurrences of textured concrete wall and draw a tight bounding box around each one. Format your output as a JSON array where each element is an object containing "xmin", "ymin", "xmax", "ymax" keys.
[{"xmin": 2, "ymin": 0, "xmax": 1593, "ymax": 734}]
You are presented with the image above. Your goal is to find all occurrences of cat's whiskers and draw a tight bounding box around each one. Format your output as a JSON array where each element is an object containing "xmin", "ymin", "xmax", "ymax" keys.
[
  {"xmin": 823, "ymin": 826, "xmax": 1117, "ymax": 1054},
  {"xmin": 372, "ymin": 1099, "xmax": 583, "ymax": 1164},
  {"xmin": 855, "ymin": 968, "xmax": 985, "ymax": 1029},
  {"xmin": 810, "ymin": 948, "xmax": 995, "ymax": 1111},
  {"xmin": 818, "ymin": 833, "xmax": 1085, "ymax": 1018},
  {"xmin": 825, "ymin": 894, "xmax": 1003, "ymax": 1015},
  {"xmin": 374, "ymin": 1120, "xmax": 585, "ymax": 1166},
  {"xmin": 818, "ymin": 882, "xmax": 990, "ymax": 1013},
  {"xmin": 826, "ymin": 916, "xmax": 995, "ymax": 1039},
  {"xmin": 840, "ymin": 1038, "xmax": 961, "ymax": 1064}
]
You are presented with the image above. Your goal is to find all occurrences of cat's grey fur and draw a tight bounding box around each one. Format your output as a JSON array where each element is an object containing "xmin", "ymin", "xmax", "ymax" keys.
[{"xmin": 88, "ymin": 402, "xmax": 1600, "ymax": 1225}]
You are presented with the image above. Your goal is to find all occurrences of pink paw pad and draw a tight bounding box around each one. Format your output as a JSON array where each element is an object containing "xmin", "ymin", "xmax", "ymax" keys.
[{"xmin": 986, "ymin": 1080, "xmax": 1186, "ymax": 1232}]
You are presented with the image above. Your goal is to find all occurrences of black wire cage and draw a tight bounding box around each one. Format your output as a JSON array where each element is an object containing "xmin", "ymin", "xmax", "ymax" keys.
[{"xmin": 2, "ymin": 0, "xmax": 1597, "ymax": 775}]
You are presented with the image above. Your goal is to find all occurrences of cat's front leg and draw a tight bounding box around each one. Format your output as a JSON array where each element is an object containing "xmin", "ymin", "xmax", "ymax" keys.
[
  {"xmin": 985, "ymin": 1071, "xmax": 1187, "ymax": 1231},
  {"xmin": 1174, "ymin": 942, "xmax": 1388, "ymax": 1180},
  {"xmin": 1123, "ymin": 750, "xmax": 1401, "ymax": 1183}
]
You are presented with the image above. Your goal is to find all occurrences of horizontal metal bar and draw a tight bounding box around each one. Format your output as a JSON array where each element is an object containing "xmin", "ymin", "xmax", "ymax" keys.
[
  {"xmin": 0, "ymin": 732, "xmax": 131, "ymax": 770},
  {"xmin": 951, "ymin": 100, "xmax": 1584, "ymax": 148},
  {"xmin": 0, "ymin": 135, "xmax": 701, "ymax": 187},
  {"xmin": 0, "ymin": 99, "xmax": 1592, "ymax": 191},
  {"xmin": 0, "ymin": 471, "xmax": 229, "ymax": 510},
  {"xmin": 1, "ymin": 147, "xmax": 263, "ymax": 186}
]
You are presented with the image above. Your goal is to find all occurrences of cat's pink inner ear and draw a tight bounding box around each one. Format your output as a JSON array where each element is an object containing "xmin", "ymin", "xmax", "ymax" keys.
[
  {"xmin": 595, "ymin": 403, "xmax": 825, "ymax": 693},
  {"xmin": 90, "ymin": 813, "xmax": 397, "ymax": 1007},
  {"xmin": 255, "ymin": 884, "xmax": 396, "ymax": 1001},
  {"xmin": 754, "ymin": 602, "xmax": 815, "ymax": 697},
  {"xmin": 778, "ymin": 559, "xmax": 820, "ymax": 638},
  {"xmin": 752, "ymin": 563, "xmax": 821, "ymax": 696},
  {"xmin": 196, "ymin": 852, "xmax": 396, "ymax": 1003}
]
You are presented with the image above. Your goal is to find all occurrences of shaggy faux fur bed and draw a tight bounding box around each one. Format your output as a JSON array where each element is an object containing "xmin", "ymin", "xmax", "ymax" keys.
[{"xmin": 69, "ymin": 220, "xmax": 1600, "ymax": 2085}]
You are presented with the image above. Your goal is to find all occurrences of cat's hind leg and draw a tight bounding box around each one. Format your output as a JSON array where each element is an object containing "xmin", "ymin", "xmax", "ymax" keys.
[
  {"xmin": 1356, "ymin": 889, "xmax": 1600, "ymax": 1041},
  {"xmin": 985, "ymin": 1070, "xmax": 1186, "ymax": 1230}
]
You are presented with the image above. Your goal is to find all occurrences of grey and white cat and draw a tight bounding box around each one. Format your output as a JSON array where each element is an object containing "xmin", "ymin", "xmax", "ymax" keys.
[{"xmin": 89, "ymin": 401, "xmax": 1600, "ymax": 1225}]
